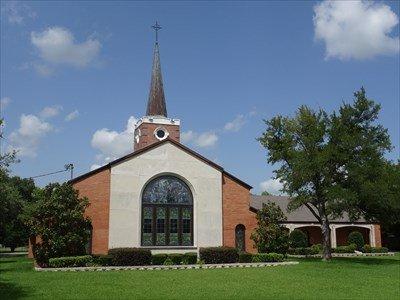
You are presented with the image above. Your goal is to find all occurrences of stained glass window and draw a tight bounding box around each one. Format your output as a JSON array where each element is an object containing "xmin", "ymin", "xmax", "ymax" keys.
[
  {"xmin": 142, "ymin": 176, "xmax": 192, "ymax": 204},
  {"xmin": 141, "ymin": 176, "xmax": 193, "ymax": 247}
]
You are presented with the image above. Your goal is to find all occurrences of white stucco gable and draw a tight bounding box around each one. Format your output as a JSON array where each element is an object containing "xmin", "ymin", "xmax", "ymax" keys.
[{"xmin": 108, "ymin": 141, "xmax": 223, "ymax": 251}]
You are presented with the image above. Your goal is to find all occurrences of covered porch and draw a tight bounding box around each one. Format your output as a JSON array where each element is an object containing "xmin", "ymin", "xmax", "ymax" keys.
[{"xmin": 284, "ymin": 223, "xmax": 380, "ymax": 247}]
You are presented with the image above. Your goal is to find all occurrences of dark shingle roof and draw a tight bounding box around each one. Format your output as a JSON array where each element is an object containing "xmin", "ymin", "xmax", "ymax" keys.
[{"xmin": 250, "ymin": 195, "xmax": 366, "ymax": 223}]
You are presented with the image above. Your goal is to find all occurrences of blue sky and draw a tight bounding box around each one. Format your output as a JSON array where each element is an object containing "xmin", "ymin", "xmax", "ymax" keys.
[{"xmin": 1, "ymin": 1, "xmax": 399, "ymax": 194}]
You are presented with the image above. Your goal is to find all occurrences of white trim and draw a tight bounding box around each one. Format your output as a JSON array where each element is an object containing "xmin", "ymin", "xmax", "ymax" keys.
[{"xmin": 135, "ymin": 116, "xmax": 180, "ymax": 128}]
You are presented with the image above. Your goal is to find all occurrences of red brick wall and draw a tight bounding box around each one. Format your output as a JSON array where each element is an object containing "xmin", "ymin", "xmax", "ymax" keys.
[
  {"xmin": 298, "ymin": 226, "xmax": 323, "ymax": 246},
  {"xmin": 134, "ymin": 123, "xmax": 180, "ymax": 151},
  {"xmin": 222, "ymin": 174, "xmax": 257, "ymax": 253},
  {"xmin": 336, "ymin": 226, "xmax": 370, "ymax": 246},
  {"xmin": 72, "ymin": 168, "xmax": 111, "ymax": 254}
]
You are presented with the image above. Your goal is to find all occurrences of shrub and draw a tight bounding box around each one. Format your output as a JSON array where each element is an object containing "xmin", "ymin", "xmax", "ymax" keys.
[
  {"xmin": 289, "ymin": 230, "xmax": 308, "ymax": 248},
  {"xmin": 251, "ymin": 202, "xmax": 289, "ymax": 254},
  {"xmin": 362, "ymin": 244, "xmax": 389, "ymax": 253},
  {"xmin": 168, "ymin": 253, "xmax": 183, "ymax": 265},
  {"xmin": 152, "ymin": 254, "xmax": 167, "ymax": 265},
  {"xmin": 251, "ymin": 253, "xmax": 284, "ymax": 263},
  {"xmin": 348, "ymin": 231, "xmax": 364, "ymax": 251},
  {"xmin": 181, "ymin": 253, "xmax": 197, "ymax": 265},
  {"xmin": 239, "ymin": 252, "xmax": 253, "ymax": 263},
  {"xmin": 310, "ymin": 244, "xmax": 322, "ymax": 254},
  {"xmin": 332, "ymin": 244, "xmax": 357, "ymax": 253},
  {"xmin": 27, "ymin": 183, "xmax": 92, "ymax": 267},
  {"xmin": 108, "ymin": 248, "xmax": 152, "ymax": 266},
  {"xmin": 92, "ymin": 254, "xmax": 113, "ymax": 266},
  {"xmin": 199, "ymin": 247, "xmax": 239, "ymax": 264},
  {"xmin": 287, "ymin": 247, "xmax": 319, "ymax": 255},
  {"xmin": 48, "ymin": 255, "xmax": 93, "ymax": 268},
  {"xmin": 163, "ymin": 258, "xmax": 174, "ymax": 265}
]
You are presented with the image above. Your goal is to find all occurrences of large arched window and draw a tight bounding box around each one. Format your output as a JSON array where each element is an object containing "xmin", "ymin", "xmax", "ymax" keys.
[{"xmin": 141, "ymin": 175, "xmax": 193, "ymax": 247}]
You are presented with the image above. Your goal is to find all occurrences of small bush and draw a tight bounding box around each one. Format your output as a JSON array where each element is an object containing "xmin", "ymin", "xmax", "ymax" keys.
[
  {"xmin": 362, "ymin": 244, "xmax": 389, "ymax": 253},
  {"xmin": 181, "ymin": 253, "xmax": 197, "ymax": 265},
  {"xmin": 348, "ymin": 231, "xmax": 364, "ymax": 251},
  {"xmin": 152, "ymin": 254, "xmax": 167, "ymax": 265},
  {"xmin": 48, "ymin": 255, "xmax": 93, "ymax": 268},
  {"xmin": 168, "ymin": 253, "xmax": 183, "ymax": 265},
  {"xmin": 108, "ymin": 248, "xmax": 151, "ymax": 266},
  {"xmin": 92, "ymin": 254, "xmax": 113, "ymax": 266},
  {"xmin": 288, "ymin": 247, "xmax": 319, "ymax": 255},
  {"xmin": 289, "ymin": 230, "xmax": 308, "ymax": 248},
  {"xmin": 332, "ymin": 244, "xmax": 357, "ymax": 253},
  {"xmin": 199, "ymin": 247, "xmax": 239, "ymax": 264},
  {"xmin": 163, "ymin": 258, "xmax": 174, "ymax": 265},
  {"xmin": 310, "ymin": 244, "xmax": 322, "ymax": 254},
  {"xmin": 239, "ymin": 252, "xmax": 253, "ymax": 263},
  {"xmin": 251, "ymin": 253, "xmax": 284, "ymax": 263}
]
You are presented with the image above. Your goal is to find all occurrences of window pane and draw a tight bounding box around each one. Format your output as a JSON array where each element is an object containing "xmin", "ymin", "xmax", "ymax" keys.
[
  {"xmin": 142, "ymin": 176, "xmax": 192, "ymax": 204},
  {"xmin": 142, "ymin": 206, "xmax": 153, "ymax": 245},
  {"xmin": 142, "ymin": 233, "xmax": 153, "ymax": 246},
  {"xmin": 182, "ymin": 207, "xmax": 192, "ymax": 245},
  {"xmin": 156, "ymin": 207, "xmax": 166, "ymax": 245}
]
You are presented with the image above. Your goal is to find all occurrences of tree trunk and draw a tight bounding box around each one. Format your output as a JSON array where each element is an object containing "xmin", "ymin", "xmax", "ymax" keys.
[{"xmin": 321, "ymin": 216, "xmax": 332, "ymax": 261}]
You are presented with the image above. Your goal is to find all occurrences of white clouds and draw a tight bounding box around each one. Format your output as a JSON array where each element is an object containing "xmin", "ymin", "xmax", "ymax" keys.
[
  {"xmin": 259, "ymin": 179, "xmax": 285, "ymax": 195},
  {"xmin": 195, "ymin": 132, "xmax": 218, "ymax": 147},
  {"xmin": 314, "ymin": 0, "xmax": 400, "ymax": 60},
  {"xmin": 91, "ymin": 116, "xmax": 137, "ymax": 164},
  {"xmin": 65, "ymin": 110, "xmax": 79, "ymax": 122},
  {"xmin": 39, "ymin": 105, "xmax": 62, "ymax": 119},
  {"xmin": 1, "ymin": 1, "xmax": 36, "ymax": 25},
  {"xmin": 181, "ymin": 130, "xmax": 196, "ymax": 144},
  {"xmin": 31, "ymin": 27, "xmax": 101, "ymax": 70},
  {"xmin": 224, "ymin": 114, "xmax": 246, "ymax": 132},
  {"xmin": 8, "ymin": 114, "xmax": 53, "ymax": 157},
  {"xmin": 181, "ymin": 130, "xmax": 218, "ymax": 148},
  {"xmin": 1, "ymin": 97, "xmax": 11, "ymax": 109}
]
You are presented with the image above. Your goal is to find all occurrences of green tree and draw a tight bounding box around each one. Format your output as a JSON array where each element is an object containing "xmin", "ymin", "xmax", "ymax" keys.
[
  {"xmin": 0, "ymin": 170, "xmax": 35, "ymax": 251},
  {"xmin": 258, "ymin": 88, "xmax": 392, "ymax": 260},
  {"xmin": 0, "ymin": 119, "xmax": 18, "ymax": 169},
  {"xmin": 261, "ymin": 191, "xmax": 271, "ymax": 196},
  {"xmin": 251, "ymin": 202, "xmax": 289, "ymax": 254},
  {"xmin": 25, "ymin": 183, "xmax": 91, "ymax": 266}
]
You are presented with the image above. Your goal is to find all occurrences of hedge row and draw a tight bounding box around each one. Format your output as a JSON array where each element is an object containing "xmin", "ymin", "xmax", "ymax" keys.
[
  {"xmin": 332, "ymin": 244, "xmax": 357, "ymax": 253},
  {"xmin": 199, "ymin": 247, "xmax": 239, "ymax": 264},
  {"xmin": 362, "ymin": 245, "xmax": 389, "ymax": 253},
  {"xmin": 48, "ymin": 255, "xmax": 93, "ymax": 268},
  {"xmin": 151, "ymin": 253, "xmax": 198, "ymax": 265},
  {"xmin": 47, "ymin": 247, "xmax": 287, "ymax": 268},
  {"xmin": 288, "ymin": 246, "xmax": 320, "ymax": 256}
]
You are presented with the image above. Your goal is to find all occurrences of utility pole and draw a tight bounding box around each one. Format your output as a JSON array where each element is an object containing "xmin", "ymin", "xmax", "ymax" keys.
[{"xmin": 65, "ymin": 163, "xmax": 74, "ymax": 180}]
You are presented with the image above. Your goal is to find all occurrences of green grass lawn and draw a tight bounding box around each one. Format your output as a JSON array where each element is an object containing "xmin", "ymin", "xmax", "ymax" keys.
[{"xmin": 1, "ymin": 254, "xmax": 399, "ymax": 299}]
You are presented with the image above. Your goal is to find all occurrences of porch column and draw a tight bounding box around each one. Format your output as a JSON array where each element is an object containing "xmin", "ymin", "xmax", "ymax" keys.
[
  {"xmin": 369, "ymin": 225, "xmax": 376, "ymax": 247},
  {"xmin": 330, "ymin": 224, "xmax": 337, "ymax": 248}
]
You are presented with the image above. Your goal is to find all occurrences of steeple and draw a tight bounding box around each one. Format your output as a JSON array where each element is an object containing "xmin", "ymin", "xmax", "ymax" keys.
[
  {"xmin": 134, "ymin": 22, "xmax": 180, "ymax": 152},
  {"xmin": 146, "ymin": 22, "xmax": 167, "ymax": 117}
]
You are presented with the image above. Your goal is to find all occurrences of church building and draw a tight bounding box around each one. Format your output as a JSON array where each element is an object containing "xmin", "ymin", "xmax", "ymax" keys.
[{"xmin": 31, "ymin": 26, "xmax": 381, "ymax": 257}]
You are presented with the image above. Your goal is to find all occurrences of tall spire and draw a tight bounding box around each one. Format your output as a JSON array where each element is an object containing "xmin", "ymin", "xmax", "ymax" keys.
[{"xmin": 146, "ymin": 22, "xmax": 167, "ymax": 117}]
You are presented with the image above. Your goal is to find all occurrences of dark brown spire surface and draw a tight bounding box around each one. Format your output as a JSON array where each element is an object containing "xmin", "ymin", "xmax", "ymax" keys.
[{"xmin": 146, "ymin": 42, "xmax": 167, "ymax": 117}]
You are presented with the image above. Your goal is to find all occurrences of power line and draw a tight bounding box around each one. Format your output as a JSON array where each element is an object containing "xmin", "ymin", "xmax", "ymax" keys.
[
  {"xmin": 30, "ymin": 163, "xmax": 74, "ymax": 180},
  {"xmin": 30, "ymin": 169, "xmax": 67, "ymax": 179}
]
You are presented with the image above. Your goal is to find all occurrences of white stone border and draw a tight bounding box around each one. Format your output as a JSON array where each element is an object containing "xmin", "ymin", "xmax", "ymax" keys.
[
  {"xmin": 35, "ymin": 261, "xmax": 298, "ymax": 272},
  {"xmin": 288, "ymin": 252, "xmax": 395, "ymax": 258}
]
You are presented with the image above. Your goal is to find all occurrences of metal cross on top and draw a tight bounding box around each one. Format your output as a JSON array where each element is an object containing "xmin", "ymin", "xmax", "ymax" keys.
[{"xmin": 152, "ymin": 21, "xmax": 162, "ymax": 43}]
